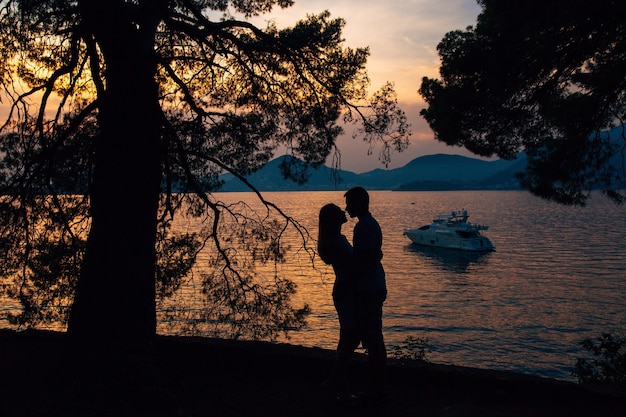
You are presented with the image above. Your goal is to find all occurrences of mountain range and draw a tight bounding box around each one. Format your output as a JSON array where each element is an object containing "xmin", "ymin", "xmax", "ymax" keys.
[{"xmin": 217, "ymin": 153, "xmax": 527, "ymax": 192}]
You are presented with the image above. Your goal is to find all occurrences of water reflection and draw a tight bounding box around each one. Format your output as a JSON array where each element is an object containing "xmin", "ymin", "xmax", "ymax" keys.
[
  {"xmin": 2, "ymin": 190, "xmax": 623, "ymax": 381},
  {"xmin": 404, "ymin": 243, "xmax": 492, "ymax": 273}
]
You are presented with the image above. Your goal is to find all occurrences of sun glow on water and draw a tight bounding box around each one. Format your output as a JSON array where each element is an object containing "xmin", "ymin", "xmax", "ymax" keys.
[{"xmin": 172, "ymin": 190, "xmax": 626, "ymax": 381}]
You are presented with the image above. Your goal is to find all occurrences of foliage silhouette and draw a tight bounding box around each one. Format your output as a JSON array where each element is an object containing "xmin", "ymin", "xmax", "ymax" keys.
[
  {"xmin": 389, "ymin": 335, "xmax": 433, "ymax": 362},
  {"xmin": 419, "ymin": 0, "xmax": 625, "ymax": 205},
  {"xmin": 0, "ymin": 0, "xmax": 410, "ymax": 357},
  {"xmin": 573, "ymin": 332, "xmax": 626, "ymax": 385}
]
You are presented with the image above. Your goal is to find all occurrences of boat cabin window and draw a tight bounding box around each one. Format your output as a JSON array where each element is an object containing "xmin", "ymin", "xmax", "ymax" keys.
[{"xmin": 457, "ymin": 230, "xmax": 479, "ymax": 238}]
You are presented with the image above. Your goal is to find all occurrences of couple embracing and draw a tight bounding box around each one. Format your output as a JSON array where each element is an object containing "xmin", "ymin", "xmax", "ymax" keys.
[{"xmin": 317, "ymin": 187, "xmax": 388, "ymax": 404}]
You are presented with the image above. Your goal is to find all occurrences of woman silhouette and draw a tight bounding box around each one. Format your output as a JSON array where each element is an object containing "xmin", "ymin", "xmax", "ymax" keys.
[{"xmin": 318, "ymin": 203, "xmax": 359, "ymax": 400}]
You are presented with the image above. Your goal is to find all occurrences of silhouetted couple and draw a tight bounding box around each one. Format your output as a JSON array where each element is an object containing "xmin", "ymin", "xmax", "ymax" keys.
[{"xmin": 318, "ymin": 187, "xmax": 387, "ymax": 404}]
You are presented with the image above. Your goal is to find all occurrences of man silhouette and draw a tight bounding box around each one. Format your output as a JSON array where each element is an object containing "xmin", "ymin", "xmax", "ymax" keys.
[{"xmin": 344, "ymin": 187, "xmax": 387, "ymax": 403}]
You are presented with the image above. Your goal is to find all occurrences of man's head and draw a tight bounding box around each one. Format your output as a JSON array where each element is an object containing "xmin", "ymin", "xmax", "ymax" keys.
[{"xmin": 344, "ymin": 186, "xmax": 369, "ymax": 218}]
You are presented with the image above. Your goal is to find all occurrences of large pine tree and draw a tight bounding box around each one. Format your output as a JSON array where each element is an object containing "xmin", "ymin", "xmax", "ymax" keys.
[{"xmin": 0, "ymin": 0, "xmax": 409, "ymax": 361}]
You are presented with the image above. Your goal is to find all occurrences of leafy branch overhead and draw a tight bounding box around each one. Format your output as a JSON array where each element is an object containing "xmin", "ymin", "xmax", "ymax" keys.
[
  {"xmin": 419, "ymin": 0, "xmax": 625, "ymax": 205},
  {"xmin": 0, "ymin": 0, "xmax": 409, "ymax": 342}
]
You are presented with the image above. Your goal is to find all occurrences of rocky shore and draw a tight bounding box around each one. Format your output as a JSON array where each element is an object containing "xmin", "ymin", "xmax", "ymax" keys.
[{"xmin": 1, "ymin": 329, "xmax": 624, "ymax": 416}]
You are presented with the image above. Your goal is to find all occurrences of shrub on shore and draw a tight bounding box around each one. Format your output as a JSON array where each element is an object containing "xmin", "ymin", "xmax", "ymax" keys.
[{"xmin": 573, "ymin": 332, "xmax": 626, "ymax": 385}]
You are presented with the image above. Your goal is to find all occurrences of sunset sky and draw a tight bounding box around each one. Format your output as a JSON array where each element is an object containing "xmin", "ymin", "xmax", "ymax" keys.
[
  {"xmin": 251, "ymin": 0, "xmax": 484, "ymax": 172},
  {"xmin": 0, "ymin": 1, "xmax": 485, "ymax": 174}
]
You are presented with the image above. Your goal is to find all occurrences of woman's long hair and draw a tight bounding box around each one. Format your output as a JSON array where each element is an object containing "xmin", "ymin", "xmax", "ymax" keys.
[{"xmin": 318, "ymin": 203, "xmax": 346, "ymax": 264}]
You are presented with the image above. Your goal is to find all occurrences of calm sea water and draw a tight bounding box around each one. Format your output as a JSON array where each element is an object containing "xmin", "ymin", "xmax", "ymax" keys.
[
  {"xmin": 204, "ymin": 190, "xmax": 626, "ymax": 381},
  {"xmin": 2, "ymin": 190, "xmax": 624, "ymax": 381}
]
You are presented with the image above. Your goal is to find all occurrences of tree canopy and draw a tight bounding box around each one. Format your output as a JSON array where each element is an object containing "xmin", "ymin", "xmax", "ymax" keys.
[
  {"xmin": 0, "ymin": 0, "xmax": 409, "ymax": 352},
  {"xmin": 419, "ymin": 0, "xmax": 625, "ymax": 205}
]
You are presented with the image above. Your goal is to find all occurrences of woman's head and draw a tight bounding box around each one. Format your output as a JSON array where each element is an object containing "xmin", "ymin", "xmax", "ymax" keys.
[
  {"xmin": 318, "ymin": 203, "xmax": 347, "ymax": 264},
  {"xmin": 319, "ymin": 203, "xmax": 347, "ymax": 231}
]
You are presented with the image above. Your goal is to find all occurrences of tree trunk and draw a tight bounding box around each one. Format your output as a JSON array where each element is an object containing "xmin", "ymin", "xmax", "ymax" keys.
[{"xmin": 68, "ymin": 3, "xmax": 162, "ymax": 361}]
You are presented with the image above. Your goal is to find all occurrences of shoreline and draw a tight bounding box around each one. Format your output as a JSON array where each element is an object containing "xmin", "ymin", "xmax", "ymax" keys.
[{"xmin": 1, "ymin": 329, "xmax": 624, "ymax": 416}]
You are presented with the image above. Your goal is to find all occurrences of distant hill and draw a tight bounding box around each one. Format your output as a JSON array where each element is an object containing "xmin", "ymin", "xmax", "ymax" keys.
[
  {"xmin": 218, "ymin": 156, "xmax": 361, "ymax": 191},
  {"xmin": 217, "ymin": 124, "xmax": 626, "ymax": 192},
  {"xmin": 396, "ymin": 153, "xmax": 527, "ymax": 191},
  {"xmin": 358, "ymin": 154, "xmax": 522, "ymax": 190},
  {"xmin": 217, "ymin": 153, "xmax": 525, "ymax": 192}
]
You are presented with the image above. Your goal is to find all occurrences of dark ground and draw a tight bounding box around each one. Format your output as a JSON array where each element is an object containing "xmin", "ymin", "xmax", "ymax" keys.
[{"xmin": 1, "ymin": 329, "xmax": 625, "ymax": 417}]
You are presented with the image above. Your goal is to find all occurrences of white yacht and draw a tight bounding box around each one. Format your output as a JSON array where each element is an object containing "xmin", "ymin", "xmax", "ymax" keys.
[{"xmin": 403, "ymin": 210, "xmax": 495, "ymax": 252}]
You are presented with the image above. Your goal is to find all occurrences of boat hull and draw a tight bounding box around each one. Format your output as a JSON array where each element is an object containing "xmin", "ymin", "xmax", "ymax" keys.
[{"xmin": 403, "ymin": 228, "xmax": 495, "ymax": 252}]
